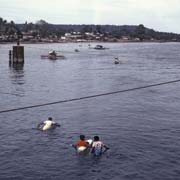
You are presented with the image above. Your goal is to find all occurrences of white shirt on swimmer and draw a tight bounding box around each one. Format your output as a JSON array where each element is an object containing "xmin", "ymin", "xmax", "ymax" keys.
[
  {"xmin": 92, "ymin": 141, "xmax": 104, "ymax": 150},
  {"xmin": 43, "ymin": 120, "xmax": 55, "ymax": 126}
]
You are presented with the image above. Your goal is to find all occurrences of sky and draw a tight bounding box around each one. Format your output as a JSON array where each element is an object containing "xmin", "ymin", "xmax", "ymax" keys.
[{"xmin": 0, "ymin": 0, "xmax": 180, "ymax": 33}]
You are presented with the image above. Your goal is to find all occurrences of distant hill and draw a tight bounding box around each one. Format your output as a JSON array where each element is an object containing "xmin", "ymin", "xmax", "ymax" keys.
[
  {"xmin": 1, "ymin": 18, "xmax": 180, "ymax": 42},
  {"xmin": 17, "ymin": 22, "xmax": 180, "ymax": 41}
]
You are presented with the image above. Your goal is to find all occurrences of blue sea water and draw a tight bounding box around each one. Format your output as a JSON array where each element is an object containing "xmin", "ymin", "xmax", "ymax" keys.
[{"xmin": 0, "ymin": 42, "xmax": 180, "ymax": 180}]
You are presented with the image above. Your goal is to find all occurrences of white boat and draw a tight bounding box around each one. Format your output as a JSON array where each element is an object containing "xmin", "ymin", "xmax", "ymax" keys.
[{"xmin": 94, "ymin": 45, "xmax": 108, "ymax": 50}]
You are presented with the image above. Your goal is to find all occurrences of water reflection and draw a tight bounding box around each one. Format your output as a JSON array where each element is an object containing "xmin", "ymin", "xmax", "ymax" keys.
[
  {"xmin": 9, "ymin": 63, "xmax": 24, "ymax": 71},
  {"xmin": 9, "ymin": 63, "xmax": 25, "ymax": 85}
]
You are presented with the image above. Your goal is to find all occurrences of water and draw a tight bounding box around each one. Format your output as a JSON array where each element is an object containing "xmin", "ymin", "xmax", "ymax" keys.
[{"xmin": 0, "ymin": 42, "xmax": 180, "ymax": 180}]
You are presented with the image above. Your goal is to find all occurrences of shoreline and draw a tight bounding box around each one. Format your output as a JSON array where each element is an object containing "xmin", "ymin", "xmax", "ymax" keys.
[{"xmin": 1, "ymin": 40, "xmax": 180, "ymax": 45}]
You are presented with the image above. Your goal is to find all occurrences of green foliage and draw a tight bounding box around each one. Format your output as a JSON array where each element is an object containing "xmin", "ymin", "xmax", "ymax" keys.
[
  {"xmin": 1, "ymin": 18, "xmax": 180, "ymax": 42},
  {"xmin": 0, "ymin": 17, "xmax": 20, "ymax": 40}
]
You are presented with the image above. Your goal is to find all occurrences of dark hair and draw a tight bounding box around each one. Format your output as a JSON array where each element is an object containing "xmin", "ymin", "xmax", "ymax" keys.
[
  {"xmin": 94, "ymin": 136, "xmax": 99, "ymax": 141},
  {"xmin": 80, "ymin": 135, "xmax": 85, "ymax": 140},
  {"xmin": 48, "ymin": 117, "xmax": 52, "ymax": 121}
]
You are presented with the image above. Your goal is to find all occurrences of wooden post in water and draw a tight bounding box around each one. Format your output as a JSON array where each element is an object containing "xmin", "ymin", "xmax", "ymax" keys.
[
  {"xmin": 9, "ymin": 40, "xmax": 24, "ymax": 68},
  {"xmin": 8, "ymin": 40, "xmax": 24, "ymax": 65},
  {"xmin": 9, "ymin": 50, "xmax": 12, "ymax": 65},
  {"xmin": 12, "ymin": 45, "xmax": 24, "ymax": 64}
]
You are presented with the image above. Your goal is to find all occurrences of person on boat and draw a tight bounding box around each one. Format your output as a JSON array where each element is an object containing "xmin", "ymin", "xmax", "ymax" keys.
[
  {"xmin": 73, "ymin": 135, "xmax": 89, "ymax": 149},
  {"xmin": 49, "ymin": 50, "xmax": 56, "ymax": 55},
  {"xmin": 48, "ymin": 51, "xmax": 57, "ymax": 60},
  {"xmin": 90, "ymin": 136, "xmax": 109, "ymax": 156},
  {"xmin": 37, "ymin": 117, "xmax": 60, "ymax": 131}
]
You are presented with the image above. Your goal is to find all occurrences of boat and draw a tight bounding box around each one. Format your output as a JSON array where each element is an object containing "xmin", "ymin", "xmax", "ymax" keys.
[
  {"xmin": 74, "ymin": 49, "xmax": 79, "ymax": 52},
  {"xmin": 94, "ymin": 45, "xmax": 108, "ymax": 50},
  {"xmin": 48, "ymin": 50, "xmax": 57, "ymax": 60},
  {"xmin": 114, "ymin": 57, "xmax": 120, "ymax": 64},
  {"xmin": 41, "ymin": 50, "xmax": 65, "ymax": 60}
]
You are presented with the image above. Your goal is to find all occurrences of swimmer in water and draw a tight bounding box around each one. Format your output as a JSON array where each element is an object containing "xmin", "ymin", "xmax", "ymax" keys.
[
  {"xmin": 90, "ymin": 136, "xmax": 109, "ymax": 156},
  {"xmin": 37, "ymin": 117, "xmax": 60, "ymax": 131}
]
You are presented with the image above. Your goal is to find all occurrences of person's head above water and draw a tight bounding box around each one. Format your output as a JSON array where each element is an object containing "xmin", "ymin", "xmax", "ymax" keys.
[
  {"xmin": 48, "ymin": 117, "xmax": 53, "ymax": 121},
  {"xmin": 94, "ymin": 136, "xmax": 99, "ymax": 141},
  {"xmin": 80, "ymin": 135, "xmax": 85, "ymax": 140}
]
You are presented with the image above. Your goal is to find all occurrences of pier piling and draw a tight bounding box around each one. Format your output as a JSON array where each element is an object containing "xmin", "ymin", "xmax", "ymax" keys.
[
  {"xmin": 9, "ymin": 50, "xmax": 12, "ymax": 64},
  {"xmin": 9, "ymin": 41, "xmax": 24, "ymax": 65},
  {"xmin": 12, "ymin": 45, "xmax": 24, "ymax": 64}
]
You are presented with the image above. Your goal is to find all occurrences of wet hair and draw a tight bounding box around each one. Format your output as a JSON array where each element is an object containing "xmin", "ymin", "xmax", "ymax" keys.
[
  {"xmin": 48, "ymin": 117, "xmax": 52, "ymax": 121},
  {"xmin": 80, "ymin": 135, "xmax": 85, "ymax": 140},
  {"xmin": 94, "ymin": 136, "xmax": 99, "ymax": 141}
]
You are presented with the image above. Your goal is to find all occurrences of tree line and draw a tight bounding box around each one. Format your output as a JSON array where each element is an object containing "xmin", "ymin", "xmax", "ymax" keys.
[{"xmin": 1, "ymin": 18, "xmax": 180, "ymax": 42}]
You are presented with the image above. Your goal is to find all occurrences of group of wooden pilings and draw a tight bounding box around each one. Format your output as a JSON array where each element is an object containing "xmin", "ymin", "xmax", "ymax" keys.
[{"xmin": 9, "ymin": 42, "xmax": 24, "ymax": 66}]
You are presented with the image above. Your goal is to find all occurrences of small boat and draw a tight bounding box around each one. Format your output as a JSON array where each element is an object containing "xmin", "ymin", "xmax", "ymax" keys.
[
  {"xmin": 48, "ymin": 51, "xmax": 57, "ymax": 60},
  {"xmin": 114, "ymin": 57, "xmax": 120, "ymax": 64},
  {"xmin": 94, "ymin": 45, "xmax": 108, "ymax": 50},
  {"xmin": 41, "ymin": 50, "xmax": 65, "ymax": 60},
  {"xmin": 74, "ymin": 49, "xmax": 79, "ymax": 52}
]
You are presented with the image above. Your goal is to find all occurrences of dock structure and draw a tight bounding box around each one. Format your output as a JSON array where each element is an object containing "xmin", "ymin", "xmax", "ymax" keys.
[{"xmin": 9, "ymin": 40, "xmax": 24, "ymax": 65}]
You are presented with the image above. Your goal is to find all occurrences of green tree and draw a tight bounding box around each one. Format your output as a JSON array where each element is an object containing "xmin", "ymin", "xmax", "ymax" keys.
[
  {"xmin": 135, "ymin": 24, "xmax": 146, "ymax": 41},
  {"xmin": 96, "ymin": 25, "xmax": 102, "ymax": 33},
  {"xmin": 0, "ymin": 17, "xmax": 3, "ymax": 24}
]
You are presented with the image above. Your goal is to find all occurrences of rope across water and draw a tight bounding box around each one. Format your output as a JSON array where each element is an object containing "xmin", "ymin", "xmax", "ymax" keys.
[{"xmin": 0, "ymin": 79, "xmax": 180, "ymax": 114}]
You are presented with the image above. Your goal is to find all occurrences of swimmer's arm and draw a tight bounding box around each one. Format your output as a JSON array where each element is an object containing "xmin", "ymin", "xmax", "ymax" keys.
[
  {"xmin": 54, "ymin": 122, "xmax": 60, "ymax": 126},
  {"xmin": 52, "ymin": 121, "xmax": 60, "ymax": 126},
  {"xmin": 72, "ymin": 141, "xmax": 79, "ymax": 149},
  {"xmin": 90, "ymin": 146, "xmax": 95, "ymax": 153},
  {"xmin": 103, "ymin": 144, "xmax": 110, "ymax": 150},
  {"xmin": 37, "ymin": 122, "xmax": 45, "ymax": 128}
]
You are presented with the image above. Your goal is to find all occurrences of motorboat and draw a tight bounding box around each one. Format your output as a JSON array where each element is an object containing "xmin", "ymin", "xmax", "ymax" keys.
[
  {"xmin": 114, "ymin": 57, "xmax": 120, "ymax": 64},
  {"xmin": 48, "ymin": 51, "xmax": 57, "ymax": 60},
  {"xmin": 94, "ymin": 45, "xmax": 108, "ymax": 50},
  {"xmin": 41, "ymin": 50, "xmax": 65, "ymax": 60},
  {"xmin": 75, "ymin": 49, "xmax": 79, "ymax": 52}
]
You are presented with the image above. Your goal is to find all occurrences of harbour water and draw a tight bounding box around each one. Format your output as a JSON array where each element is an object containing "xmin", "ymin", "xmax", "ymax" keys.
[{"xmin": 0, "ymin": 42, "xmax": 180, "ymax": 180}]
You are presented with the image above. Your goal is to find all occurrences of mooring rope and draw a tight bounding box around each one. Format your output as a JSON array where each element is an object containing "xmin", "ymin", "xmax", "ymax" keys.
[{"xmin": 0, "ymin": 79, "xmax": 180, "ymax": 114}]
